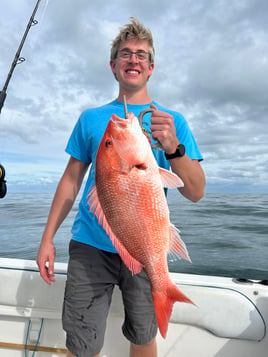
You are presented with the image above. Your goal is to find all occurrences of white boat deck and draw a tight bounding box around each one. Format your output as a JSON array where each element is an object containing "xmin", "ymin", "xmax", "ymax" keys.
[{"xmin": 0, "ymin": 258, "xmax": 267, "ymax": 356}]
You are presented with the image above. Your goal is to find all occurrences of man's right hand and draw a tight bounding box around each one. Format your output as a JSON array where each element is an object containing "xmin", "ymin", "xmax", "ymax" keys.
[{"xmin": 36, "ymin": 240, "xmax": 56, "ymax": 284}]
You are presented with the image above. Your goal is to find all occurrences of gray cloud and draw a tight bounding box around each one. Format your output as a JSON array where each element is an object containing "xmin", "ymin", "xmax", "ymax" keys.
[{"xmin": 0, "ymin": 0, "xmax": 267, "ymax": 192}]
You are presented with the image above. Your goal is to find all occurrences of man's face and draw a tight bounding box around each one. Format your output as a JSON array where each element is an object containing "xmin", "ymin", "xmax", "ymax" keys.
[{"xmin": 110, "ymin": 38, "xmax": 154, "ymax": 92}]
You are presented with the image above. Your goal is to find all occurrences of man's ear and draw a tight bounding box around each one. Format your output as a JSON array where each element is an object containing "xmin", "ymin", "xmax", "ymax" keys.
[
  {"xmin": 110, "ymin": 59, "xmax": 116, "ymax": 74},
  {"xmin": 110, "ymin": 59, "xmax": 118, "ymax": 81},
  {"xmin": 148, "ymin": 62, "xmax": 154, "ymax": 77}
]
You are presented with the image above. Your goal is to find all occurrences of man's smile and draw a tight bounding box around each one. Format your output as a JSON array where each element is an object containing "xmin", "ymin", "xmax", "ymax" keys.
[{"xmin": 125, "ymin": 69, "xmax": 140, "ymax": 75}]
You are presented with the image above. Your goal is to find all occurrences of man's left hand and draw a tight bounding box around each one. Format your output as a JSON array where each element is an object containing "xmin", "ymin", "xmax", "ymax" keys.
[{"xmin": 149, "ymin": 103, "xmax": 179, "ymax": 154}]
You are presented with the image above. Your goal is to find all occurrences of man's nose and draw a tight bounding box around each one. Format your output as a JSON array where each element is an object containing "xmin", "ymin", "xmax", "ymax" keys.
[{"xmin": 129, "ymin": 53, "xmax": 138, "ymax": 62}]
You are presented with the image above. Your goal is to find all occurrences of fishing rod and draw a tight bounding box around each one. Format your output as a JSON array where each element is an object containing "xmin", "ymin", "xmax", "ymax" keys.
[{"xmin": 0, "ymin": 0, "xmax": 42, "ymax": 113}]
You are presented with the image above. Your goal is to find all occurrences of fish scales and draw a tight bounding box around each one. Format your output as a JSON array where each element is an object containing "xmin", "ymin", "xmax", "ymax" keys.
[{"xmin": 96, "ymin": 169, "xmax": 169, "ymax": 262}]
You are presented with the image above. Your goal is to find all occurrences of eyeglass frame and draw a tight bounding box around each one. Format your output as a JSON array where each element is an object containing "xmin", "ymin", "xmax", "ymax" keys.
[{"xmin": 117, "ymin": 49, "xmax": 151, "ymax": 62}]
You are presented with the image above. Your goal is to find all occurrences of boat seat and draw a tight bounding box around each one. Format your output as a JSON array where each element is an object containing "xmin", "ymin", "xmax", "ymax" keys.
[{"xmin": 170, "ymin": 282, "xmax": 266, "ymax": 341}]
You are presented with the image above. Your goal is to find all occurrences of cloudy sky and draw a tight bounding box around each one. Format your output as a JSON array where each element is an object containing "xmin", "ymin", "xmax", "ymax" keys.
[{"xmin": 1, "ymin": 0, "xmax": 267, "ymax": 193}]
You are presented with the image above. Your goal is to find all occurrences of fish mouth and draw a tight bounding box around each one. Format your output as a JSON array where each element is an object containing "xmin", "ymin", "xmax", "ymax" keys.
[
  {"xmin": 111, "ymin": 116, "xmax": 128, "ymax": 129},
  {"xmin": 111, "ymin": 113, "xmax": 130, "ymax": 129}
]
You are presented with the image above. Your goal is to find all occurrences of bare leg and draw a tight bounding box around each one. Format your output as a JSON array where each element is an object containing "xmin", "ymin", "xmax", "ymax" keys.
[
  {"xmin": 66, "ymin": 351, "xmax": 76, "ymax": 357},
  {"xmin": 129, "ymin": 338, "xmax": 157, "ymax": 357},
  {"xmin": 67, "ymin": 350, "xmax": 100, "ymax": 357}
]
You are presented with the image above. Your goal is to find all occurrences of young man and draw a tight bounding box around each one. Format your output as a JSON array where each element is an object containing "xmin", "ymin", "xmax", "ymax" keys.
[{"xmin": 37, "ymin": 17, "xmax": 205, "ymax": 357}]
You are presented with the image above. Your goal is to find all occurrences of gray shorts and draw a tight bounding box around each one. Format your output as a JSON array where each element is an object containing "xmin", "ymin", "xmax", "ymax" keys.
[{"xmin": 62, "ymin": 240, "xmax": 157, "ymax": 357}]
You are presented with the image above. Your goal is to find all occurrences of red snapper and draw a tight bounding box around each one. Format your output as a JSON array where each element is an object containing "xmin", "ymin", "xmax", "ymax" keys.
[{"xmin": 87, "ymin": 112, "xmax": 193, "ymax": 338}]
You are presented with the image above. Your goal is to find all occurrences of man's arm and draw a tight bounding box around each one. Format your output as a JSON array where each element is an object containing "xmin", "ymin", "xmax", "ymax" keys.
[
  {"xmin": 150, "ymin": 104, "xmax": 206, "ymax": 202},
  {"xmin": 36, "ymin": 156, "xmax": 89, "ymax": 284},
  {"xmin": 169, "ymin": 156, "xmax": 205, "ymax": 202}
]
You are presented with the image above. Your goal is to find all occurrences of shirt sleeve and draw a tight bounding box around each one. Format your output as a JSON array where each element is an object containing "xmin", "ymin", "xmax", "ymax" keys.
[
  {"xmin": 65, "ymin": 112, "xmax": 91, "ymax": 164},
  {"xmin": 176, "ymin": 114, "xmax": 203, "ymax": 161}
]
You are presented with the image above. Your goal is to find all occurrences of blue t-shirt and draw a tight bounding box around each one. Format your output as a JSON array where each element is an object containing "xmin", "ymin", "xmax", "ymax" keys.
[{"xmin": 65, "ymin": 100, "xmax": 203, "ymax": 252}]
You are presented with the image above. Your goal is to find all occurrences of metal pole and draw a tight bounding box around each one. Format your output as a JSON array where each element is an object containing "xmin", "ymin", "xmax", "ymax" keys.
[{"xmin": 0, "ymin": 0, "xmax": 42, "ymax": 113}]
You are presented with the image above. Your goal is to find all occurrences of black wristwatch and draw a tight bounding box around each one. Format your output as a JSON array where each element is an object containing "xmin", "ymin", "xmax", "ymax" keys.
[{"xmin": 164, "ymin": 144, "xmax": 185, "ymax": 160}]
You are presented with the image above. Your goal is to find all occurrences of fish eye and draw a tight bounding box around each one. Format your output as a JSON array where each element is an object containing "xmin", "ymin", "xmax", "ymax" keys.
[{"xmin": 105, "ymin": 140, "xmax": 113, "ymax": 148}]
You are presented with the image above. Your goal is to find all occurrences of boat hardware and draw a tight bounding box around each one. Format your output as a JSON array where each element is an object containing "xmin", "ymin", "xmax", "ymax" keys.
[
  {"xmin": 0, "ymin": 341, "xmax": 67, "ymax": 354},
  {"xmin": 24, "ymin": 318, "xmax": 43, "ymax": 356},
  {"xmin": 234, "ymin": 278, "xmax": 268, "ymax": 285}
]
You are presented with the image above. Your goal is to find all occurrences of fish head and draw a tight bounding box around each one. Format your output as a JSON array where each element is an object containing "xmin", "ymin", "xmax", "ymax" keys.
[{"xmin": 97, "ymin": 112, "xmax": 151, "ymax": 172}]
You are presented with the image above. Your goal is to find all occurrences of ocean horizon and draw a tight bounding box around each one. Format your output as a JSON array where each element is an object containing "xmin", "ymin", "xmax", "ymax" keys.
[{"xmin": 1, "ymin": 191, "xmax": 267, "ymax": 281}]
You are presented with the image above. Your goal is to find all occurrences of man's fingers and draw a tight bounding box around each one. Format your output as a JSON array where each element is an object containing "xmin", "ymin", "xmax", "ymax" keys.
[
  {"xmin": 37, "ymin": 258, "xmax": 55, "ymax": 284},
  {"xmin": 48, "ymin": 257, "xmax": 55, "ymax": 282},
  {"xmin": 39, "ymin": 262, "xmax": 51, "ymax": 284}
]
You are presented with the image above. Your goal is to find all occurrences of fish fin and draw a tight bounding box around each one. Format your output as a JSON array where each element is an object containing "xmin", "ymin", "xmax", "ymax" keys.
[
  {"xmin": 87, "ymin": 186, "xmax": 143, "ymax": 275},
  {"xmin": 168, "ymin": 224, "xmax": 191, "ymax": 262},
  {"xmin": 112, "ymin": 237, "xmax": 144, "ymax": 275},
  {"xmin": 152, "ymin": 283, "xmax": 194, "ymax": 338},
  {"xmin": 158, "ymin": 168, "xmax": 184, "ymax": 188}
]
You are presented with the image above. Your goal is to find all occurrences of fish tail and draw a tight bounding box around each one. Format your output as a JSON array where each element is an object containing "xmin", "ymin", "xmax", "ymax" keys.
[{"xmin": 152, "ymin": 282, "xmax": 193, "ymax": 338}]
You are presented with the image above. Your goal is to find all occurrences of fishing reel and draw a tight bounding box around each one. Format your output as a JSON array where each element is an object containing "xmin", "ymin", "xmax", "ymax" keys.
[{"xmin": 0, "ymin": 164, "xmax": 7, "ymax": 198}]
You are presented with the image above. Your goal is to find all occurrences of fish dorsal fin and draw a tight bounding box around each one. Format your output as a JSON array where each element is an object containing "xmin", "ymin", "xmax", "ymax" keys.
[
  {"xmin": 159, "ymin": 167, "xmax": 184, "ymax": 188},
  {"xmin": 168, "ymin": 223, "xmax": 191, "ymax": 262},
  {"xmin": 87, "ymin": 185, "xmax": 144, "ymax": 275}
]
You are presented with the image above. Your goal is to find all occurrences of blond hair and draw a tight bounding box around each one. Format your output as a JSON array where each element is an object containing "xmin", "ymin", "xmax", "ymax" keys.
[{"xmin": 111, "ymin": 17, "xmax": 155, "ymax": 63}]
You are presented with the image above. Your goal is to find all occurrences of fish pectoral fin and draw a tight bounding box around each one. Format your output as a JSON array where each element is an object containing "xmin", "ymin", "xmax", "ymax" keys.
[
  {"xmin": 158, "ymin": 168, "xmax": 184, "ymax": 188},
  {"xmin": 168, "ymin": 224, "xmax": 191, "ymax": 262},
  {"xmin": 87, "ymin": 185, "xmax": 102, "ymax": 218},
  {"xmin": 87, "ymin": 185, "xmax": 143, "ymax": 275}
]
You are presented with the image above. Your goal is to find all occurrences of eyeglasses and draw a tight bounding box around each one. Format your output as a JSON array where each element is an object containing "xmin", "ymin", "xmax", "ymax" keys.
[{"xmin": 118, "ymin": 50, "xmax": 150, "ymax": 62}]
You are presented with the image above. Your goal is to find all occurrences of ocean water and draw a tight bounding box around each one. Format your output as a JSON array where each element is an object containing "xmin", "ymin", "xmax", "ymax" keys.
[{"xmin": 0, "ymin": 192, "xmax": 267, "ymax": 280}]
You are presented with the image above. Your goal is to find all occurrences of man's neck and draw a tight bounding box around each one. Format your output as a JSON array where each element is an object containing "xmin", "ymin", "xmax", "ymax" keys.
[{"xmin": 117, "ymin": 89, "xmax": 152, "ymax": 105}]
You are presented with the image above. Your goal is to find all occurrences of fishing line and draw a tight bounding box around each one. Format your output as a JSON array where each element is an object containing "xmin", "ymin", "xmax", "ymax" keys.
[
  {"xmin": 30, "ymin": 0, "xmax": 50, "ymax": 46},
  {"xmin": 40, "ymin": 0, "xmax": 50, "ymax": 24}
]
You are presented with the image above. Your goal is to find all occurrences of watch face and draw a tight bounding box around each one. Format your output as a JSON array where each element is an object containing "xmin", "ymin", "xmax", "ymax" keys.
[
  {"xmin": 178, "ymin": 144, "xmax": 185, "ymax": 157},
  {"xmin": 164, "ymin": 144, "xmax": 185, "ymax": 160}
]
